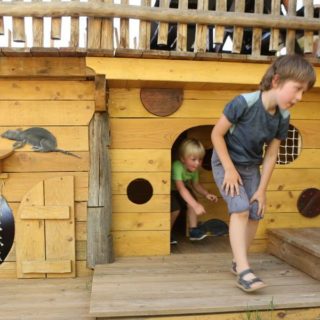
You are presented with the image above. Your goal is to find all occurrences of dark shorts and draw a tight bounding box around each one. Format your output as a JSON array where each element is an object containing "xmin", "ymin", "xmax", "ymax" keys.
[
  {"xmin": 211, "ymin": 150, "xmax": 262, "ymax": 221},
  {"xmin": 170, "ymin": 188, "xmax": 197, "ymax": 212}
]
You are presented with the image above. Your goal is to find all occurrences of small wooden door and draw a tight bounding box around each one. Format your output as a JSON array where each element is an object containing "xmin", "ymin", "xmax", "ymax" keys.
[{"xmin": 16, "ymin": 176, "xmax": 75, "ymax": 278}]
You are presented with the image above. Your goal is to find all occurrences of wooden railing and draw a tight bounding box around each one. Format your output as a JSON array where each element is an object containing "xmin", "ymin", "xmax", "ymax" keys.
[{"xmin": 0, "ymin": 0, "xmax": 319, "ymax": 60}]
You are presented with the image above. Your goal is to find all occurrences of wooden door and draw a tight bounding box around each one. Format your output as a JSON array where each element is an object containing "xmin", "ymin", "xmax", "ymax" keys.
[{"xmin": 16, "ymin": 176, "xmax": 75, "ymax": 278}]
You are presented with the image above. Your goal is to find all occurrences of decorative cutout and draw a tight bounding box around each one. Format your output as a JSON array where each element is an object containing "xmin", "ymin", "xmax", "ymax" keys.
[
  {"xmin": 140, "ymin": 88, "xmax": 183, "ymax": 117},
  {"xmin": 127, "ymin": 178, "xmax": 153, "ymax": 204},
  {"xmin": 277, "ymin": 124, "xmax": 301, "ymax": 165},
  {"xmin": 297, "ymin": 188, "xmax": 320, "ymax": 218}
]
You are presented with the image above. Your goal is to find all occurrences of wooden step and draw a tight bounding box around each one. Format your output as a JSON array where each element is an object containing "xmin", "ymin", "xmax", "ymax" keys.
[{"xmin": 268, "ymin": 228, "xmax": 320, "ymax": 281}]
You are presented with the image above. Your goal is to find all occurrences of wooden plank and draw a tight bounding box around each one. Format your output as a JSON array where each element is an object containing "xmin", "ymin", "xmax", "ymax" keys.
[
  {"xmin": 176, "ymin": 0, "xmax": 188, "ymax": 52},
  {"xmin": 2, "ymin": 172, "xmax": 88, "ymax": 202},
  {"xmin": 22, "ymin": 260, "xmax": 71, "ymax": 274},
  {"xmin": 157, "ymin": 0, "xmax": 170, "ymax": 46},
  {"xmin": 268, "ymin": 230, "xmax": 320, "ymax": 280},
  {"xmin": 110, "ymin": 119, "xmax": 214, "ymax": 149},
  {"xmin": 139, "ymin": 0, "xmax": 151, "ymax": 50},
  {"xmin": 232, "ymin": 0, "xmax": 245, "ymax": 53},
  {"xmin": 16, "ymin": 181, "xmax": 46, "ymax": 278},
  {"xmin": 269, "ymin": 0, "xmax": 280, "ymax": 52},
  {"xmin": 113, "ymin": 195, "xmax": 169, "ymax": 213},
  {"xmin": 113, "ymin": 230, "xmax": 169, "ymax": 256},
  {"xmin": 214, "ymin": 0, "xmax": 227, "ymax": 44},
  {"xmin": 110, "ymin": 149, "xmax": 170, "ymax": 172},
  {"xmin": 12, "ymin": 0, "xmax": 25, "ymax": 43},
  {"xmin": 94, "ymin": 74, "xmax": 106, "ymax": 111},
  {"xmin": 87, "ymin": 112, "xmax": 113, "ymax": 267},
  {"xmin": 251, "ymin": 0, "xmax": 263, "ymax": 56},
  {"xmin": 0, "ymin": 57, "xmax": 89, "ymax": 77},
  {"xmin": 45, "ymin": 176, "xmax": 75, "ymax": 278},
  {"xmin": 51, "ymin": 0, "xmax": 62, "ymax": 41},
  {"xmin": 100, "ymin": 0, "xmax": 114, "ymax": 50},
  {"xmin": 112, "ymin": 172, "xmax": 170, "ymax": 194},
  {"xmin": 285, "ymin": 0, "xmax": 296, "ymax": 54},
  {"xmin": 194, "ymin": 0, "xmax": 208, "ymax": 53},
  {"xmin": 303, "ymin": 0, "xmax": 314, "ymax": 54},
  {"xmin": 87, "ymin": 0, "xmax": 102, "ymax": 49},
  {"xmin": 0, "ymin": 126, "xmax": 89, "ymax": 152},
  {"xmin": 20, "ymin": 205, "xmax": 70, "ymax": 220},
  {"xmin": 86, "ymin": 58, "xmax": 320, "ymax": 89},
  {"xmin": 2, "ymin": 152, "xmax": 88, "ymax": 172},
  {"xmin": 69, "ymin": 0, "xmax": 79, "ymax": 48},
  {"xmin": 0, "ymin": 101, "xmax": 94, "ymax": 126},
  {"xmin": 112, "ymin": 212, "xmax": 169, "ymax": 231},
  {"xmin": 0, "ymin": 80, "xmax": 94, "ymax": 100},
  {"xmin": 32, "ymin": 0, "xmax": 44, "ymax": 47},
  {"xmin": 119, "ymin": 0, "xmax": 129, "ymax": 49}
]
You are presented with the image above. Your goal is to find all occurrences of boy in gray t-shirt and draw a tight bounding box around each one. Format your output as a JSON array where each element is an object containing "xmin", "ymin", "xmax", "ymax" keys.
[{"xmin": 211, "ymin": 54, "xmax": 316, "ymax": 293}]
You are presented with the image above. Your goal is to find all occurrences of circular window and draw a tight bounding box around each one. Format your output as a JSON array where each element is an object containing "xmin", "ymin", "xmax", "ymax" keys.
[
  {"xmin": 127, "ymin": 178, "xmax": 153, "ymax": 204},
  {"xmin": 297, "ymin": 188, "xmax": 320, "ymax": 218},
  {"xmin": 277, "ymin": 124, "xmax": 302, "ymax": 165}
]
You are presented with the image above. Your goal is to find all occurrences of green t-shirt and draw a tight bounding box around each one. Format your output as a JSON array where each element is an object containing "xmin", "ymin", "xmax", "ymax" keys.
[{"xmin": 171, "ymin": 160, "xmax": 199, "ymax": 191}]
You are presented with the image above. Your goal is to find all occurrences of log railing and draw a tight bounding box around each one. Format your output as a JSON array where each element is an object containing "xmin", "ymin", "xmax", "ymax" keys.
[{"xmin": 0, "ymin": 0, "xmax": 319, "ymax": 60}]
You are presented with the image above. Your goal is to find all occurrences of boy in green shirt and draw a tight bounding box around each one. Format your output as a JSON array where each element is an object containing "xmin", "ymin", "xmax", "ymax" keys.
[{"xmin": 171, "ymin": 138, "xmax": 218, "ymax": 244}]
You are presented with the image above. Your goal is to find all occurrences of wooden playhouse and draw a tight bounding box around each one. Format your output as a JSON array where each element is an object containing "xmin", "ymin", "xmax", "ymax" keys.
[{"xmin": 0, "ymin": 0, "xmax": 320, "ymax": 319}]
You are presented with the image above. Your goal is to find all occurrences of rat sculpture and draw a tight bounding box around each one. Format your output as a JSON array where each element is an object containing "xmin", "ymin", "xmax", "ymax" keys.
[{"xmin": 1, "ymin": 127, "xmax": 80, "ymax": 158}]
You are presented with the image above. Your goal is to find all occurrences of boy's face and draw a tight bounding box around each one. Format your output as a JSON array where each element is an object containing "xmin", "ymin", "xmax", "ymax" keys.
[
  {"xmin": 181, "ymin": 155, "xmax": 202, "ymax": 172},
  {"xmin": 274, "ymin": 79, "xmax": 308, "ymax": 110}
]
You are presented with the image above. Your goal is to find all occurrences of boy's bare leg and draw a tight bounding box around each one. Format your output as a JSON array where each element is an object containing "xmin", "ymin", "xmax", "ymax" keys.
[
  {"xmin": 246, "ymin": 219, "xmax": 259, "ymax": 250},
  {"xmin": 171, "ymin": 210, "xmax": 180, "ymax": 228},
  {"xmin": 186, "ymin": 206, "xmax": 197, "ymax": 228},
  {"xmin": 230, "ymin": 211, "xmax": 264, "ymax": 289}
]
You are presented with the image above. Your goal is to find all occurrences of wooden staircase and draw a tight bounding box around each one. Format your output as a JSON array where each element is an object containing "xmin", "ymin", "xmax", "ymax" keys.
[{"xmin": 268, "ymin": 228, "xmax": 320, "ymax": 281}]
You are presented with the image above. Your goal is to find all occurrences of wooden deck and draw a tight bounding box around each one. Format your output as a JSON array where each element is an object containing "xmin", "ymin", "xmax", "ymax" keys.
[{"xmin": 90, "ymin": 252, "xmax": 320, "ymax": 319}]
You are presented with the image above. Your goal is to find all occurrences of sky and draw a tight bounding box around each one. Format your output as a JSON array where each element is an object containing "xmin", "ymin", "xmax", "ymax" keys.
[{"xmin": 0, "ymin": 0, "xmax": 318, "ymax": 49}]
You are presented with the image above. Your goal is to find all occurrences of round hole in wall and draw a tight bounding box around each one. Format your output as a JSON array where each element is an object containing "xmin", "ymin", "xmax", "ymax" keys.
[
  {"xmin": 127, "ymin": 178, "xmax": 153, "ymax": 204},
  {"xmin": 297, "ymin": 188, "xmax": 320, "ymax": 218}
]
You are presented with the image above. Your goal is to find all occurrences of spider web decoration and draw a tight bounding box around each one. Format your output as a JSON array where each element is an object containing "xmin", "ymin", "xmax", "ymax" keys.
[{"xmin": 277, "ymin": 124, "xmax": 301, "ymax": 165}]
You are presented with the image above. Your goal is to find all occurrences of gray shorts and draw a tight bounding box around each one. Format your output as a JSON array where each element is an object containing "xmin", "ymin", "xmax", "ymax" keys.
[{"xmin": 211, "ymin": 150, "xmax": 262, "ymax": 221}]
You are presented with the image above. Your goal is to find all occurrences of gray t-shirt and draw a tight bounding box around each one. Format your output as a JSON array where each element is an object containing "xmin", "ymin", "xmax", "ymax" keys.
[{"xmin": 223, "ymin": 91, "xmax": 290, "ymax": 166}]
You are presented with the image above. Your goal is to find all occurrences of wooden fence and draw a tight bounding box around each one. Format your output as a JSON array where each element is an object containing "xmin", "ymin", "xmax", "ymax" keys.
[{"xmin": 0, "ymin": 0, "xmax": 319, "ymax": 59}]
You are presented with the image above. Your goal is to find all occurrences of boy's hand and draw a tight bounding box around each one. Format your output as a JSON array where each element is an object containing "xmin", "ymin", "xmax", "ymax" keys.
[
  {"xmin": 193, "ymin": 203, "xmax": 206, "ymax": 215},
  {"xmin": 223, "ymin": 168, "xmax": 243, "ymax": 197},
  {"xmin": 206, "ymin": 193, "xmax": 218, "ymax": 202},
  {"xmin": 250, "ymin": 190, "xmax": 266, "ymax": 217}
]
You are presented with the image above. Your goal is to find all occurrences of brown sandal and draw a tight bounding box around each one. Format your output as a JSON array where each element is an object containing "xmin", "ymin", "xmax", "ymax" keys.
[{"xmin": 236, "ymin": 268, "xmax": 267, "ymax": 293}]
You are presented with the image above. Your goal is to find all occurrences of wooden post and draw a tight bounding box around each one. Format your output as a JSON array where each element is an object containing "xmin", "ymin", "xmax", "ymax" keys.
[
  {"xmin": 119, "ymin": 0, "xmax": 129, "ymax": 48},
  {"xmin": 101, "ymin": 0, "xmax": 114, "ymax": 50},
  {"xmin": 32, "ymin": 0, "xmax": 43, "ymax": 47},
  {"xmin": 12, "ymin": 0, "xmax": 25, "ymax": 42},
  {"xmin": 87, "ymin": 111, "xmax": 114, "ymax": 268},
  {"xmin": 251, "ymin": 0, "xmax": 263, "ymax": 56},
  {"xmin": 176, "ymin": 0, "xmax": 187, "ymax": 52},
  {"xmin": 214, "ymin": 0, "xmax": 227, "ymax": 44},
  {"xmin": 194, "ymin": 0, "xmax": 208, "ymax": 53},
  {"xmin": 88, "ymin": 0, "xmax": 102, "ymax": 49},
  {"xmin": 51, "ymin": 0, "xmax": 62, "ymax": 40},
  {"xmin": 139, "ymin": 0, "xmax": 151, "ymax": 50},
  {"xmin": 157, "ymin": 0, "xmax": 169, "ymax": 46},
  {"xmin": 303, "ymin": 0, "xmax": 314, "ymax": 54},
  {"xmin": 232, "ymin": 0, "xmax": 245, "ymax": 53},
  {"xmin": 285, "ymin": 0, "xmax": 296, "ymax": 54},
  {"xmin": 269, "ymin": 0, "xmax": 280, "ymax": 52},
  {"xmin": 69, "ymin": 0, "xmax": 79, "ymax": 48}
]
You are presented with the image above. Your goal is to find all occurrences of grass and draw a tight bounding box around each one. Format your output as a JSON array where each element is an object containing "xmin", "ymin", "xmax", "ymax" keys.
[{"xmin": 243, "ymin": 298, "xmax": 275, "ymax": 320}]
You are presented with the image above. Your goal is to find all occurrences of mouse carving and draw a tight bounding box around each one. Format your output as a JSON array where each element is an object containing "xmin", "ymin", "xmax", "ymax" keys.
[{"xmin": 1, "ymin": 127, "xmax": 81, "ymax": 158}]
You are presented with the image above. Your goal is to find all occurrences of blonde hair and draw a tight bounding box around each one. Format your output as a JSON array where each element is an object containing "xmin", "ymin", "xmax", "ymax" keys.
[
  {"xmin": 179, "ymin": 138, "xmax": 205, "ymax": 160},
  {"xmin": 259, "ymin": 54, "xmax": 316, "ymax": 91}
]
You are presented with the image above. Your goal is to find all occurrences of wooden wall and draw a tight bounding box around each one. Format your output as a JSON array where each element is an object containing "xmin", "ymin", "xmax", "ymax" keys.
[
  {"xmin": 109, "ymin": 86, "xmax": 320, "ymax": 256},
  {"xmin": 0, "ymin": 58, "xmax": 95, "ymax": 278}
]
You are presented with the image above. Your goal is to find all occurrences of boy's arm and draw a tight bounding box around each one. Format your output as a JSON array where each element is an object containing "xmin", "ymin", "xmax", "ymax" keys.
[
  {"xmin": 251, "ymin": 138, "xmax": 281, "ymax": 216},
  {"xmin": 211, "ymin": 114, "xmax": 243, "ymax": 196},
  {"xmin": 192, "ymin": 181, "xmax": 218, "ymax": 202},
  {"xmin": 175, "ymin": 180, "xmax": 206, "ymax": 215}
]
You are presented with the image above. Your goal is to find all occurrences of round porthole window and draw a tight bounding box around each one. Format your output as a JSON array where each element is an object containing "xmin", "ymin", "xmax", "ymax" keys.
[
  {"xmin": 127, "ymin": 178, "xmax": 153, "ymax": 204},
  {"xmin": 297, "ymin": 188, "xmax": 320, "ymax": 218}
]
